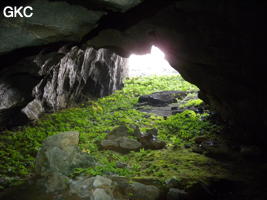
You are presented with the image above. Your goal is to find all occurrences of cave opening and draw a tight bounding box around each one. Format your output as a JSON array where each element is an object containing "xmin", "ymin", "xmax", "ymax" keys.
[{"xmin": 127, "ymin": 45, "xmax": 178, "ymax": 77}]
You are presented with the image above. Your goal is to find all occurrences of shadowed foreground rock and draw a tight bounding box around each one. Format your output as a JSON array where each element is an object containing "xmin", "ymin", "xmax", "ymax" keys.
[{"xmin": 35, "ymin": 131, "xmax": 95, "ymax": 193}]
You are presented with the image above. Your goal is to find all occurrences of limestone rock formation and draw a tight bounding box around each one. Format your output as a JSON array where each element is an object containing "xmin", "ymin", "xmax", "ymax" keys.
[
  {"xmin": 0, "ymin": 46, "xmax": 127, "ymax": 125},
  {"xmin": 22, "ymin": 46, "xmax": 127, "ymax": 120}
]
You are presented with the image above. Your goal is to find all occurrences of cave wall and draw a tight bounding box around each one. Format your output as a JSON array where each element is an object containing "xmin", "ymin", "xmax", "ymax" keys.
[
  {"xmin": 0, "ymin": 46, "xmax": 127, "ymax": 127},
  {"xmin": 0, "ymin": 0, "xmax": 265, "ymax": 138}
]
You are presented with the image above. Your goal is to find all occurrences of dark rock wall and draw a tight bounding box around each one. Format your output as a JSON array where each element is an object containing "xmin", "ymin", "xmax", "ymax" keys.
[{"xmin": 0, "ymin": 46, "xmax": 127, "ymax": 126}]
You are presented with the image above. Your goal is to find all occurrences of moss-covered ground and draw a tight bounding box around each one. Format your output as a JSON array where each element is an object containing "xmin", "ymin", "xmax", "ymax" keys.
[{"xmin": 0, "ymin": 75, "xmax": 232, "ymax": 190}]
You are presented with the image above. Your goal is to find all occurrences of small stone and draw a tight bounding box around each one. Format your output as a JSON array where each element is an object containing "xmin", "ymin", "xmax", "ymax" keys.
[
  {"xmin": 146, "ymin": 128, "xmax": 158, "ymax": 136},
  {"xmin": 133, "ymin": 126, "xmax": 142, "ymax": 138},
  {"xmin": 130, "ymin": 182, "xmax": 160, "ymax": 200},
  {"xmin": 184, "ymin": 144, "xmax": 191, "ymax": 148},
  {"xmin": 139, "ymin": 128, "xmax": 166, "ymax": 150},
  {"xmin": 93, "ymin": 188, "xmax": 113, "ymax": 200},
  {"xmin": 116, "ymin": 162, "xmax": 128, "ymax": 168},
  {"xmin": 101, "ymin": 137, "xmax": 141, "ymax": 153},
  {"xmin": 150, "ymin": 140, "xmax": 166, "ymax": 150},
  {"xmin": 119, "ymin": 137, "xmax": 142, "ymax": 151},
  {"xmin": 106, "ymin": 125, "xmax": 130, "ymax": 140},
  {"xmin": 93, "ymin": 176, "xmax": 112, "ymax": 188},
  {"xmin": 101, "ymin": 139, "xmax": 119, "ymax": 149}
]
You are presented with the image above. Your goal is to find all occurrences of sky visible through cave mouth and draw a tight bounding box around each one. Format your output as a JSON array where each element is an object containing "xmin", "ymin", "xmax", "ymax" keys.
[{"xmin": 127, "ymin": 45, "xmax": 179, "ymax": 77}]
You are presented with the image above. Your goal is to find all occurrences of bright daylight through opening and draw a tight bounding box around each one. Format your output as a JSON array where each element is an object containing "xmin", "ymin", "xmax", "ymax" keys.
[{"xmin": 127, "ymin": 45, "xmax": 179, "ymax": 77}]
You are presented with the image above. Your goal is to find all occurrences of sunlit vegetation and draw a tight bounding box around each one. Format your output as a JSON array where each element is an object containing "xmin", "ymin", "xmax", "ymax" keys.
[{"xmin": 0, "ymin": 75, "xmax": 226, "ymax": 190}]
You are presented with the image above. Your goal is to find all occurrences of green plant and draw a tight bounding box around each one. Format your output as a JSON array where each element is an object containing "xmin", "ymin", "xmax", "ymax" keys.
[{"xmin": 180, "ymin": 99, "xmax": 203, "ymax": 109}]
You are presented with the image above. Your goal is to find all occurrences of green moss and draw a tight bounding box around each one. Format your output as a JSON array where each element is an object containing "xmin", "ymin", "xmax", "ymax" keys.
[
  {"xmin": 0, "ymin": 75, "xmax": 226, "ymax": 189},
  {"xmin": 180, "ymin": 99, "xmax": 203, "ymax": 109}
]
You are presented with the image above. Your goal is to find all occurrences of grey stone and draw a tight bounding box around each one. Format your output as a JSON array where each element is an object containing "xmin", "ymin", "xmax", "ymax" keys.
[
  {"xmin": 35, "ymin": 131, "xmax": 95, "ymax": 192},
  {"xmin": 101, "ymin": 136, "xmax": 141, "ymax": 153},
  {"xmin": 93, "ymin": 176, "xmax": 113, "ymax": 188},
  {"xmin": 119, "ymin": 137, "xmax": 142, "ymax": 150},
  {"xmin": 139, "ymin": 128, "xmax": 166, "ymax": 150},
  {"xmin": 101, "ymin": 139, "xmax": 120, "ymax": 149},
  {"xmin": 45, "ymin": 172, "xmax": 70, "ymax": 193},
  {"xmin": 106, "ymin": 125, "xmax": 130, "ymax": 140},
  {"xmin": 35, "ymin": 131, "xmax": 95, "ymax": 177},
  {"xmin": 70, "ymin": 176, "xmax": 114, "ymax": 199},
  {"xmin": 130, "ymin": 182, "xmax": 160, "ymax": 200},
  {"xmin": 92, "ymin": 188, "xmax": 113, "ymax": 200},
  {"xmin": 138, "ymin": 91, "xmax": 189, "ymax": 106},
  {"xmin": 69, "ymin": 176, "xmax": 95, "ymax": 198},
  {"xmin": 21, "ymin": 99, "xmax": 44, "ymax": 121}
]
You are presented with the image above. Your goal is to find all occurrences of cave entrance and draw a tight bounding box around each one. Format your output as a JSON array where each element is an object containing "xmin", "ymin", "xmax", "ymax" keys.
[
  {"xmin": 123, "ymin": 45, "xmax": 200, "ymax": 117},
  {"xmin": 127, "ymin": 45, "xmax": 178, "ymax": 77}
]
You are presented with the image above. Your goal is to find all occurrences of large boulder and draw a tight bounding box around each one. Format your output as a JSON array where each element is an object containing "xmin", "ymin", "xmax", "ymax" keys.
[
  {"xmin": 35, "ymin": 131, "xmax": 95, "ymax": 192},
  {"xmin": 101, "ymin": 125, "xmax": 142, "ymax": 153}
]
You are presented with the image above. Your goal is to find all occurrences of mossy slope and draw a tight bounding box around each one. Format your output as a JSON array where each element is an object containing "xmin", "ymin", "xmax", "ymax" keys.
[{"xmin": 0, "ymin": 75, "xmax": 227, "ymax": 190}]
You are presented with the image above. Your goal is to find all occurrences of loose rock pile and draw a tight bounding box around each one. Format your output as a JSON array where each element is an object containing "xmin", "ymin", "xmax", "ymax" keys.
[{"xmin": 34, "ymin": 131, "xmax": 164, "ymax": 200}]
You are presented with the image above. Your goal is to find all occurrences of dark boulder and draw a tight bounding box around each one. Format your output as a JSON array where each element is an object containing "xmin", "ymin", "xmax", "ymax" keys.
[{"xmin": 139, "ymin": 91, "xmax": 189, "ymax": 106}]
